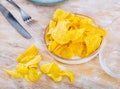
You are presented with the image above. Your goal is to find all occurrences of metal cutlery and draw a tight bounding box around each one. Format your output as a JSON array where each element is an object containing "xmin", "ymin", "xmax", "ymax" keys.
[
  {"xmin": 7, "ymin": 0, "xmax": 44, "ymax": 40},
  {"xmin": 7, "ymin": 0, "xmax": 32, "ymax": 23},
  {"xmin": 0, "ymin": 4, "xmax": 32, "ymax": 39}
]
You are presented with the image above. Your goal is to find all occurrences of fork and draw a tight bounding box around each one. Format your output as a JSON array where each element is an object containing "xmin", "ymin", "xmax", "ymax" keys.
[
  {"xmin": 7, "ymin": 0, "xmax": 43, "ymax": 29},
  {"xmin": 7, "ymin": 0, "xmax": 32, "ymax": 23}
]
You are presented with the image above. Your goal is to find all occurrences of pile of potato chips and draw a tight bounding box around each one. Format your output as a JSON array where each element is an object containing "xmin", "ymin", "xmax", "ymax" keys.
[
  {"xmin": 45, "ymin": 9, "xmax": 106, "ymax": 59},
  {"xmin": 5, "ymin": 45, "xmax": 75, "ymax": 82},
  {"xmin": 5, "ymin": 45, "xmax": 42, "ymax": 82}
]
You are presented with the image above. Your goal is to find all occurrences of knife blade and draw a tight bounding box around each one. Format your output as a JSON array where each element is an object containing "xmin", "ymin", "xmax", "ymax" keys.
[{"xmin": 0, "ymin": 4, "xmax": 32, "ymax": 39}]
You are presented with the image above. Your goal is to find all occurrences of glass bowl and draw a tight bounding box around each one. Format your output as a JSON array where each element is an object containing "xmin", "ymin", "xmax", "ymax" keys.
[
  {"xmin": 99, "ymin": 17, "xmax": 120, "ymax": 78},
  {"xmin": 43, "ymin": 14, "xmax": 105, "ymax": 65}
]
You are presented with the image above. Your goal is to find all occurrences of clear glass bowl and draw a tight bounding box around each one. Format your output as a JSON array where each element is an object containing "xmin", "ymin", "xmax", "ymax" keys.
[{"xmin": 99, "ymin": 17, "xmax": 120, "ymax": 78}]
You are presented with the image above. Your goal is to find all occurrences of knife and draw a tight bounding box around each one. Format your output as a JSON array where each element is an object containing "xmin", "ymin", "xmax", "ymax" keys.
[{"xmin": 0, "ymin": 4, "xmax": 32, "ymax": 39}]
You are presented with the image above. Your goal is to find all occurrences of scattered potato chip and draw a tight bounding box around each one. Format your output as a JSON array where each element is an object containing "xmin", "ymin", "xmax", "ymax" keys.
[
  {"xmin": 40, "ymin": 62, "xmax": 75, "ymax": 82},
  {"xmin": 45, "ymin": 9, "xmax": 107, "ymax": 59},
  {"xmin": 26, "ymin": 55, "xmax": 42, "ymax": 67},
  {"xmin": 17, "ymin": 45, "xmax": 38, "ymax": 63},
  {"xmin": 16, "ymin": 63, "xmax": 28, "ymax": 75},
  {"xmin": 4, "ymin": 69, "xmax": 22, "ymax": 78},
  {"xmin": 24, "ymin": 68, "xmax": 41, "ymax": 82},
  {"xmin": 61, "ymin": 70, "xmax": 75, "ymax": 82}
]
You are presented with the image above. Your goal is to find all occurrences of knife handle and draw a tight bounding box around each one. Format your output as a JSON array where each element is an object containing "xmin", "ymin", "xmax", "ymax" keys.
[{"xmin": 0, "ymin": 4, "xmax": 8, "ymax": 14}]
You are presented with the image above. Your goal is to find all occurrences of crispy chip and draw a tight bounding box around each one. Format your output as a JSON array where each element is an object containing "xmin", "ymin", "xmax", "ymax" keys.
[
  {"xmin": 53, "ymin": 9, "xmax": 70, "ymax": 22},
  {"xmin": 24, "ymin": 68, "xmax": 41, "ymax": 82},
  {"xmin": 16, "ymin": 63, "xmax": 28, "ymax": 75},
  {"xmin": 60, "ymin": 46, "xmax": 74, "ymax": 59},
  {"xmin": 4, "ymin": 69, "xmax": 22, "ymax": 78},
  {"xmin": 17, "ymin": 45, "xmax": 38, "ymax": 63},
  {"xmin": 26, "ymin": 55, "xmax": 42, "ymax": 67},
  {"xmin": 51, "ymin": 21, "xmax": 70, "ymax": 44},
  {"xmin": 40, "ymin": 63, "xmax": 75, "ymax": 82},
  {"xmin": 48, "ymin": 41, "xmax": 59, "ymax": 52},
  {"xmin": 61, "ymin": 70, "xmax": 75, "ymax": 82},
  {"xmin": 68, "ymin": 28, "xmax": 85, "ymax": 43},
  {"xmin": 85, "ymin": 35, "xmax": 102, "ymax": 56}
]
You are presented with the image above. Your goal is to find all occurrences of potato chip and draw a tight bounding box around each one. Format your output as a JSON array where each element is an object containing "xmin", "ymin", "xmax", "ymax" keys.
[
  {"xmin": 48, "ymin": 41, "xmax": 59, "ymax": 52},
  {"xmin": 51, "ymin": 21, "xmax": 71, "ymax": 44},
  {"xmin": 4, "ymin": 69, "xmax": 22, "ymax": 78},
  {"xmin": 17, "ymin": 45, "xmax": 38, "ymax": 63},
  {"xmin": 53, "ymin": 44, "xmax": 68, "ymax": 57},
  {"xmin": 53, "ymin": 9, "xmax": 70, "ymax": 22},
  {"xmin": 16, "ymin": 63, "xmax": 28, "ymax": 75},
  {"xmin": 24, "ymin": 68, "xmax": 41, "ymax": 82},
  {"xmin": 85, "ymin": 35, "xmax": 102, "ymax": 56},
  {"xmin": 68, "ymin": 28, "xmax": 85, "ymax": 43},
  {"xmin": 59, "ymin": 46, "xmax": 74, "ymax": 59},
  {"xmin": 26, "ymin": 55, "xmax": 42, "ymax": 67},
  {"xmin": 69, "ymin": 42, "xmax": 86, "ymax": 57},
  {"xmin": 40, "ymin": 63, "xmax": 75, "ymax": 82},
  {"xmin": 61, "ymin": 70, "xmax": 75, "ymax": 82}
]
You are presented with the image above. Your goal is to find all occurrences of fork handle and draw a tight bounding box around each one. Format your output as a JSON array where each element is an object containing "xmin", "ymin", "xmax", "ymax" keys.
[{"xmin": 7, "ymin": 0, "xmax": 20, "ymax": 10}]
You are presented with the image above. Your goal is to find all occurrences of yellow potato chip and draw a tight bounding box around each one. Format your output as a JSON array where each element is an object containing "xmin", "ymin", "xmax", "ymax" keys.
[
  {"xmin": 51, "ymin": 21, "xmax": 71, "ymax": 44},
  {"xmin": 26, "ymin": 55, "xmax": 42, "ymax": 67},
  {"xmin": 17, "ymin": 45, "xmax": 38, "ymax": 63},
  {"xmin": 53, "ymin": 9, "xmax": 70, "ymax": 22},
  {"xmin": 45, "ymin": 34, "xmax": 54, "ymax": 43},
  {"xmin": 60, "ymin": 46, "xmax": 74, "ymax": 59},
  {"xmin": 61, "ymin": 70, "xmax": 75, "ymax": 82},
  {"xmin": 48, "ymin": 73, "xmax": 62, "ymax": 82},
  {"xmin": 69, "ymin": 42, "xmax": 86, "ymax": 57},
  {"xmin": 24, "ymin": 74, "xmax": 31, "ymax": 82},
  {"xmin": 48, "ymin": 41, "xmax": 59, "ymax": 52},
  {"xmin": 85, "ymin": 35, "xmax": 102, "ymax": 56},
  {"xmin": 53, "ymin": 44, "xmax": 68, "ymax": 57},
  {"xmin": 80, "ymin": 16, "xmax": 94, "ymax": 25},
  {"xmin": 48, "ymin": 20, "xmax": 56, "ymax": 30},
  {"xmin": 68, "ymin": 28, "xmax": 85, "ymax": 43},
  {"xmin": 28, "ymin": 64, "xmax": 38, "ymax": 68},
  {"xmin": 40, "ymin": 63, "xmax": 61, "ymax": 74},
  {"xmin": 16, "ymin": 63, "xmax": 28, "ymax": 75},
  {"xmin": 40, "ymin": 63, "xmax": 75, "ymax": 82},
  {"xmin": 48, "ymin": 63, "xmax": 61, "ymax": 73},
  {"xmin": 24, "ymin": 68, "xmax": 41, "ymax": 82},
  {"xmin": 40, "ymin": 63, "xmax": 51, "ymax": 74},
  {"xmin": 4, "ymin": 69, "xmax": 22, "ymax": 78}
]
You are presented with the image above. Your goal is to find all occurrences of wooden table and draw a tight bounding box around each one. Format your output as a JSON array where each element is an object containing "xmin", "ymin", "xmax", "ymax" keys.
[{"xmin": 0, "ymin": 0, "xmax": 120, "ymax": 89}]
